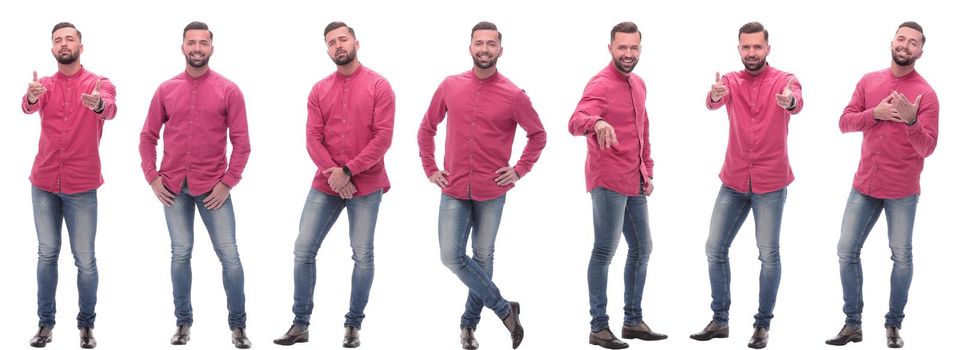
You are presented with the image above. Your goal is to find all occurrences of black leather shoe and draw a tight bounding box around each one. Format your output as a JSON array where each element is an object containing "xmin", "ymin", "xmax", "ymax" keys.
[
  {"xmin": 274, "ymin": 324, "xmax": 309, "ymax": 345},
  {"xmin": 825, "ymin": 325, "xmax": 862, "ymax": 345},
  {"xmin": 501, "ymin": 301, "xmax": 524, "ymax": 349},
  {"xmin": 747, "ymin": 326, "xmax": 768, "ymax": 349},
  {"xmin": 622, "ymin": 321, "xmax": 667, "ymax": 341},
  {"xmin": 29, "ymin": 325, "xmax": 53, "ymax": 348},
  {"xmin": 461, "ymin": 327, "xmax": 479, "ymax": 350},
  {"xmin": 170, "ymin": 324, "xmax": 190, "ymax": 345},
  {"xmin": 690, "ymin": 321, "xmax": 728, "ymax": 341},
  {"xmin": 80, "ymin": 327, "xmax": 97, "ymax": 349},
  {"xmin": 886, "ymin": 326, "xmax": 904, "ymax": 348},
  {"xmin": 232, "ymin": 327, "xmax": 252, "ymax": 349},
  {"xmin": 589, "ymin": 328, "xmax": 629, "ymax": 349},
  {"xmin": 343, "ymin": 326, "xmax": 360, "ymax": 348}
]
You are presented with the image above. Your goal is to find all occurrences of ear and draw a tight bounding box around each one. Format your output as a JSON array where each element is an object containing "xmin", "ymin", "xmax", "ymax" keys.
[{"xmin": 497, "ymin": 46, "xmax": 503, "ymax": 58}]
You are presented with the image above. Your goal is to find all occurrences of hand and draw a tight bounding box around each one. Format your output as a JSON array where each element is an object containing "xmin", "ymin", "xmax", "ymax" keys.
[
  {"xmin": 338, "ymin": 182, "xmax": 358, "ymax": 199},
  {"xmin": 710, "ymin": 72, "xmax": 729, "ymax": 102},
  {"xmin": 322, "ymin": 167, "xmax": 350, "ymax": 192},
  {"xmin": 428, "ymin": 170, "xmax": 450, "ymax": 189},
  {"xmin": 80, "ymin": 79, "xmax": 103, "ymax": 112},
  {"xmin": 642, "ymin": 176, "xmax": 654, "ymax": 196},
  {"xmin": 27, "ymin": 71, "xmax": 47, "ymax": 104},
  {"xmin": 494, "ymin": 166, "xmax": 519, "ymax": 186},
  {"xmin": 775, "ymin": 77, "xmax": 796, "ymax": 109},
  {"xmin": 202, "ymin": 182, "xmax": 231, "ymax": 210},
  {"xmin": 893, "ymin": 92, "xmax": 921, "ymax": 125},
  {"xmin": 594, "ymin": 120, "xmax": 618, "ymax": 150},
  {"xmin": 150, "ymin": 177, "xmax": 176, "ymax": 207},
  {"xmin": 873, "ymin": 92, "xmax": 902, "ymax": 122}
]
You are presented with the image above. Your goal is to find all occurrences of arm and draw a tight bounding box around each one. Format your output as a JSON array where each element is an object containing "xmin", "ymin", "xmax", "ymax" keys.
[
  {"xmin": 221, "ymin": 85, "xmax": 251, "ymax": 188},
  {"xmin": 568, "ymin": 78, "xmax": 607, "ymax": 136},
  {"xmin": 785, "ymin": 75, "xmax": 804, "ymax": 114},
  {"xmin": 22, "ymin": 75, "xmax": 47, "ymax": 114},
  {"xmin": 905, "ymin": 91, "xmax": 939, "ymax": 158},
  {"xmin": 417, "ymin": 81, "xmax": 448, "ymax": 177},
  {"xmin": 344, "ymin": 78, "xmax": 395, "ymax": 175},
  {"xmin": 139, "ymin": 87, "xmax": 167, "ymax": 184},
  {"xmin": 92, "ymin": 77, "xmax": 118, "ymax": 120},
  {"xmin": 706, "ymin": 73, "xmax": 730, "ymax": 110},
  {"xmin": 839, "ymin": 77, "xmax": 878, "ymax": 133},
  {"xmin": 306, "ymin": 85, "xmax": 338, "ymax": 171},
  {"xmin": 511, "ymin": 91, "xmax": 547, "ymax": 178}
]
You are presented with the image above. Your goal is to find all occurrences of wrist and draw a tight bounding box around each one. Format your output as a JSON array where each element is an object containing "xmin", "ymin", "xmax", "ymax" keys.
[
  {"xmin": 342, "ymin": 165, "xmax": 353, "ymax": 177},
  {"xmin": 905, "ymin": 117, "xmax": 918, "ymax": 126}
]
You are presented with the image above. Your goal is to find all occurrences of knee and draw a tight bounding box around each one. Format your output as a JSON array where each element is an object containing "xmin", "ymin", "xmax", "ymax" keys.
[
  {"xmin": 705, "ymin": 241, "xmax": 728, "ymax": 263},
  {"xmin": 37, "ymin": 247, "xmax": 60, "ymax": 264},
  {"xmin": 73, "ymin": 252, "xmax": 98, "ymax": 275},
  {"xmin": 757, "ymin": 248, "xmax": 781, "ymax": 269},
  {"xmin": 170, "ymin": 245, "xmax": 193, "ymax": 263},
  {"xmin": 441, "ymin": 249, "xmax": 467, "ymax": 271},
  {"xmin": 351, "ymin": 245, "xmax": 375, "ymax": 269},
  {"xmin": 626, "ymin": 240, "xmax": 653, "ymax": 261},
  {"xmin": 890, "ymin": 248, "xmax": 913, "ymax": 270}
]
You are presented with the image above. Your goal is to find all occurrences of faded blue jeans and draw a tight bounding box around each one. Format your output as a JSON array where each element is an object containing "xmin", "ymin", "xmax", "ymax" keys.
[
  {"xmin": 164, "ymin": 181, "xmax": 246, "ymax": 329},
  {"xmin": 438, "ymin": 194, "xmax": 510, "ymax": 329},
  {"xmin": 292, "ymin": 188, "xmax": 383, "ymax": 328},
  {"xmin": 837, "ymin": 188, "xmax": 918, "ymax": 328},
  {"xmin": 32, "ymin": 186, "xmax": 99, "ymax": 328},
  {"xmin": 705, "ymin": 185, "xmax": 786, "ymax": 329},
  {"xmin": 587, "ymin": 187, "xmax": 654, "ymax": 332}
]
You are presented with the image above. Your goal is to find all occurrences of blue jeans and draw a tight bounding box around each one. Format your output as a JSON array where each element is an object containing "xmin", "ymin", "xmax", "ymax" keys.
[
  {"xmin": 164, "ymin": 181, "xmax": 246, "ymax": 329},
  {"xmin": 292, "ymin": 189, "xmax": 383, "ymax": 328},
  {"xmin": 32, "ymin": 186, "xmax": 99, "ymax": 328},
  {"xmin": 587, "ymin": 187, "xmax": 654, "ymax": 332},
  {"xmin": 705, "ymin": 185, "xmax": 786, "ymax": 329},
  {"xmin": 438, "ymin": 194, "xmax": 510, "ymax": 329},
  {"xmin": 837, "ymin": 188, "xmax": 918, "ymax": 328}
]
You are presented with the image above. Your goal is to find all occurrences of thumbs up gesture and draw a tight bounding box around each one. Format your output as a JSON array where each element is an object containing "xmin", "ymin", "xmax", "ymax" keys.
[
  {"xmin": 710, "ymin": 72, "xmax": 729, "ymax": 102},
  {"xmin": 27, "ymin": 71, "xmax": 48, "ymax": 103},
  {"xmin": 775, "ymin": 77, "xmax": 796, "ymax": 109},
  {"xmin": 81, "ymin": 79, "xmax": 103, "ymax": 111}
]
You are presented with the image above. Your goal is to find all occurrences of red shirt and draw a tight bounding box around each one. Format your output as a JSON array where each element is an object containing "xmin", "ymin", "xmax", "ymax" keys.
[
  {"xmin": 418, "ymin": 70, "xmax": 547, "ymax": 201},
  {"xmin": 569, "ymin": 63, "xmax": 653, "ymax": 196},
  {"xmin": 139, "ymin": 69, "xmax": 251, "ymax": 195},
  {"xmin": 307, "ymin": 65, "xmax": 394, "ymax": 197},
  {"xmin": 706, "ymin": 64, "xmax": 803, "ymax": 194},
  {"xmin": 21, "ymin": 67, "xmax": 117, "ymax": 194},
  {"xmin": 840, "ymin": 68, "xmax": 939, "ymax": 199}
]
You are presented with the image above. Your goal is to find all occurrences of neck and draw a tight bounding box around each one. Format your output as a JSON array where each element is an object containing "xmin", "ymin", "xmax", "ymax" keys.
[
  {"xmin": 472, "ymin": 66, "xmax": 497, "ymax": 80},
  {"xmin": 58, "ymin": 61, "xmax": 82, "ymax": 76},
  {"xmin": 186, "ymin": 65, "xmax": 209, "ymax": 78},
  {"xmin": 890, "ymin": 62, "xmax": 915, "ymax": 78},
  {"xmin": 337, "ymin": 60, "xmax": 361, "ymax": 76}
]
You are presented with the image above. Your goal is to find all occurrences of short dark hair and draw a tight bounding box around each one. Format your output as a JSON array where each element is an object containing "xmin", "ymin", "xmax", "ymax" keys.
[
  {"xmin": 610, "ymin": 21, "xmax": 641, "ymax": 42},
  {"xmin": 51, "ymin": 22, "xmax": 81, "ymax": 42},
  {"xmin": 897, "ymin": 21, "xmax": 926, "ymax": 45},
  {"xmin": 738, "ymin": 21, "xmax": 768, "ymax": 42},
  {"xmin": 183, "ymin": 21, "xmax": 213, "ymax": 40},
  {"xmin": 471, "ymin": 21, "xmax": 502, "ymax": 42},
  {"xmin": 324, "ymin": 21, "xmax": 356, "ymax": 38}
]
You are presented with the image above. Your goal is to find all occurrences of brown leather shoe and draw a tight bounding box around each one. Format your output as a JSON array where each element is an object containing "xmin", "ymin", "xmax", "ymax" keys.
[
  {"xmin": 622, "ymin": 321, "xmax": 667, "ymax": 341},
  {"xmin": 886, "ymin": 326, "xmax": 904, "ymax": 348},
  {"xmin": 80, "ymin": 327, "xmax": 97, "ymax": 349},
  {"xmin": 343, "ymin": 326, "xmax": 360, "ymax": 348},
  {"xmin": 170, "ymin": 324, "xmax": 190, "ymax": 345},
  {"xmin": 29, "ymin": 325, "xmax": 53, "ymax": 348},
  {"xmin": 589, "ymin": 328, "xmax": 629, "ymax": 349},
  {"xmin": 690, "ymin": 321, "xmax": 728, "ymax": 341},
  {"xmin": 460, "ymin": 327, "xmax": 479, "ymax": 350},
  {"xmin": 747, "ymin": 326, "xmax": 768, "ymax": 349},
  {"xmin": 825, "ymin": 324, "xmax": 862, "ymax": 345},
  {"xmin": 501, "ymin": 301, "xmax": 524, "ymax": 349},
  {"xmin": 274, "ymin": 324, "xmax": 309, "ymax": 345}
]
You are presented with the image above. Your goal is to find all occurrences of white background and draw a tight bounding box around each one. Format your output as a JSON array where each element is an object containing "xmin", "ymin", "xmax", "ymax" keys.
[{"xmin": 1, "ymin": 0, "xmax": 957, "ymax": 349}]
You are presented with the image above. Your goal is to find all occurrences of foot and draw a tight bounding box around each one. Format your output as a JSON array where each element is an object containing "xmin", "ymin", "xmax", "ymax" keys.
[
  {"xmin": 343, "ymin": 326, "xmax": 360, "ymax": 348},
  {"xmin": 501, "ymin": 301, "xmax": 524, "ymax": 349},
  {"xmin": 232, "ymin": 327, "xmax": 252, "ymax": 349},
  {"xmin": 825, "ymin": 324, "xmax": 862, "ymax": 346},
  {"xmin": 622, "ymin": 321, "xmax": 667, "ymax": 341},
  {"xmin": 886, "ymin": 326, "xmax": 904, "ymax": 348},
  {"xmin": 690, "ymin": 320, "xmax": 728, "ymax": 341},
  {"xmin": 747, "ymin": 326, "xmax": 768, "ymax": 349},
  {"xmin": 170, "ymin": 324, "xmax": 190, "ymax": 345},
  {"xmin": 461, "ymin": 327, "xmax": 479, "ymax": 350},
  {"xmin": 80, "ymin": 327, "xmax": 97, "ymax": 349},
  {"xmin": 274, "ymin": 324, "xmax": 309, "ymax": 345},
  {"xmin": 29, "ymin": 325, "xmax": 53, "ymax": 348},
  {"xmin": 589, "ymin": 328, "xmax": 629, "ymax": 349}
]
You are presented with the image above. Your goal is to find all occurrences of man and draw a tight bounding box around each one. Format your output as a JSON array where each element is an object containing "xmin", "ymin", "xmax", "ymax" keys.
[
  {"xmin": 139, "ymin": 21, "xmax": 252, "ymax": 349},
  {"xmin": 273, "ymin": 21, "xmax": 394, "ymax": 349},
  {"xmin": 21, "ymin": 22, "xmax": 116, "ymax": 350},
  {"xmin": 417, "ymin": 21, "xmax": 545, "ymax": 350},
  {"xmin": 825, "ymin": 21, "xmax": 938, "ymax": 349},
  {"xmin": 690, "ymin": 22, "xmax": 803, "ymax": 349},
  {"xmin": 568, "ymin": 21, "xmax": 667, "ymax": 349}
]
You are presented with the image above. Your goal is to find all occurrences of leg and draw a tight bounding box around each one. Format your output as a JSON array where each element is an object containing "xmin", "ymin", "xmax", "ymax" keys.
[
  {"xmin": 62, "ymin": 190, "xmax": 99, "ymax": 328},
  {"xmin": 837, "ymin": 189, "xmax": 883, "ymax": 327},
  {"xmin": 622, "ymin": 193, "xmax": 653, "ymax": 328},
  {"xmin": 291, "ymin": 189, "xmax": 346, "ymax": 327},
  {"xmin": 195, "ymin": 194, "xmax": 246, "ymax": 330},
  {"xmin": 164, "ymin": 184, "xmax": 197, "ymax": 326},
  {"xmin": 33, "ymin": 187, "xmax": 64, "ymax": 327},
  {"xmin": 586, "ymin": 187, "xmax": 627, "ymax": 332},
  {"xmin": 461, "ymin": 193, "xmax": 507, "ymax": 329},
  {"xmin": 883, "ymin": 194, "xmax": 918, "ymax": 328},
  {"xmin": 751, "ymin": 188, "xmax": 786, "ymax": 329},
  {"xmin": 705, "ymin": 185, "xmax": 751, "ymax": 325},
  {"xmin": 344, "ymin": 190, "xmax": 383, "ymax": 328}
]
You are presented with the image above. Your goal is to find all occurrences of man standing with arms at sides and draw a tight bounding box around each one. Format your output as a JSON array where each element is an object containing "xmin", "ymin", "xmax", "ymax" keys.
[
  {"xmin": 825, "ymin": 21, "xmax": 938, "ymax": 349},
  {"xmin": 139, "ymin": 21, "xmax": 252, "ymax": 349},
  {"xmin": 272, "ymin": 21, "xmax": 394, "ymax": 349},
  {"xmin": 22, "ymin": 21, "xmax": 116, "ymax": 350},
  {"xmin": 417, "ymin": 21, "xmax": 546, "ymax": 350},
  {"xmin": 689, "ymin": 21, "xmax": 803, "ymax": 349},
  {"xmin": 568, "ymin": 21, "xmax": 667, "ymax": 350}
]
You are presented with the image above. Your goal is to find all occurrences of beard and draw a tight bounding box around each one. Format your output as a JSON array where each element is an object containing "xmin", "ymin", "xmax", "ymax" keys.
[
  {"xmin": 891, "ymin": 47, "xmax": 917, "ymax": 67},
  {"xmin": 332, "ymin": 48, "xmax": 357, "ymax": 66},
  {"xmin": 742, "ymin": 56, "xmax": 766, "ymax": 72},
  {"xmin": 613, "ymin": 57, "xmax": 638, "ymax": 74},
  {"xmin": 54, "ymin": 50, "xmax": 78, "ymax": 65},
  {"xmin": 472, "ymin": 52, "xmax": 498, "ymax": 69},
  {"xmin": 184, "ymin": 51, "xmax": 210, "ymax": 68}
]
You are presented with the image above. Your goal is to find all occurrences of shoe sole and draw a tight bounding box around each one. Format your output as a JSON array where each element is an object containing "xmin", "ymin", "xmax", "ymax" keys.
[
  {"xmin": 171, "ymin": 336, "xmax": 190, "ymax": 345},
  {"xmin": 30, "ymin": 338, "xmax": 52, "ymax": 348},
  {"xmin": 274, "ymin": 336, "xmax": 309, "ymax": 346},
  {"xmin": 589, "ymin": 338, "xmax": 629, "ymax": 349}
]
